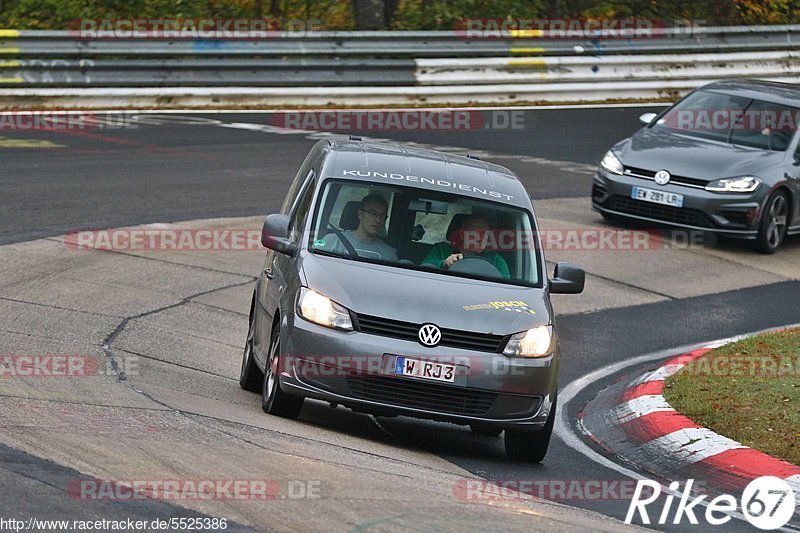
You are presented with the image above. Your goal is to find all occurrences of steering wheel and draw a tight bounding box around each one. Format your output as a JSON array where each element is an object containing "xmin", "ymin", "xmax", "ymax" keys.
[
  {"xmin": 323, "ymin": 222, "xmax": 360, "ymax": 258},
  {"xmin": 447, "ymin": 255, "xmax": 503, "ymax": 278}
]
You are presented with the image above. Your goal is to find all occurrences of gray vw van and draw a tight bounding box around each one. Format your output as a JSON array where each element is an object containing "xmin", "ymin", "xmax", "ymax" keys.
[{"xmin": 240, "ymin": 138, "xmax": 584, "ymax": 462}]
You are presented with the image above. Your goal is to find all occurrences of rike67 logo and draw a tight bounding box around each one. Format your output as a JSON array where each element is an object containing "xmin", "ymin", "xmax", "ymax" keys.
[{"xmin": 626, "ymin": 477, "xmax": 796, "ymax": 530}]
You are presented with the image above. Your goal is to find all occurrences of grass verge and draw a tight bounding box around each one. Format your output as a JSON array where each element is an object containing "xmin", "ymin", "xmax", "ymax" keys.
[{"xmin": 664, "ymin": 328, "xmax": 800, "ymax": 465}]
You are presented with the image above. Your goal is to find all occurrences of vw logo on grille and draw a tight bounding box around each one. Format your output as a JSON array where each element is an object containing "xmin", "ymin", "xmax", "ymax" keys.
[
  {"xmin": 654, "ymin": 170, "xmax": 671, "ymax": 185},
  {"xmin": 418, "ymin": 324, "xmax": 442, "ymax": 347}
]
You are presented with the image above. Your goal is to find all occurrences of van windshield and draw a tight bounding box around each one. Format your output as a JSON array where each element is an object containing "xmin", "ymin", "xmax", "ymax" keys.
[{"xmin": 308, "ymin": 179, "xmax": 542, "ymax": 287}]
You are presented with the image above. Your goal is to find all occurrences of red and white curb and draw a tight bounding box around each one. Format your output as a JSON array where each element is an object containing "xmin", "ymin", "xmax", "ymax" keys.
[{"xmin": 581, "ymin": 340, "xmax": 800, "ymax": 499}]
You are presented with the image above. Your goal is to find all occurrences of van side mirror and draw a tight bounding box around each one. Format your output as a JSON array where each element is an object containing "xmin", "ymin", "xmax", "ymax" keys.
[
  {"xmin": 639, "ymin": 112, "xmax": 657, "ymax": 125},
  {"xmin": 550, "ymin": 262, "xmax": 585, "ymax": 294},
  {"xmin": 261, "ymin": 214, "xmax": 297, "ymax": 254}
]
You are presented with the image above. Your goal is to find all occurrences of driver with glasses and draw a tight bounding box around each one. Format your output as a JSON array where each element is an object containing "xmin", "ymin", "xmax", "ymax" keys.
[
  {"xmin": 320, "ymin": 194, "xmax": 398, "ymax": 261},
  {"xmin": 421, "ymin": 214, "xmax": 510, "ymax": 279}
]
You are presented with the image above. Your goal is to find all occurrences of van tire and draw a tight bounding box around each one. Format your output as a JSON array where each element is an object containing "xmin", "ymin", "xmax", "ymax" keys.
[{"xmin": 504, "ymin": 397, "xmax": 556, "ymax": 463}]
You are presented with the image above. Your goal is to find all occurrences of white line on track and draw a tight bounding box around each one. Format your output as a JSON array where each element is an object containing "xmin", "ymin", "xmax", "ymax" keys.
[
  {"xmin": 0, "ymin": 103, "xmax": 666, "ymax": 115},
  {"xmin": 2, "ymin": 109, "xmax": 601, "ymax": 174}
]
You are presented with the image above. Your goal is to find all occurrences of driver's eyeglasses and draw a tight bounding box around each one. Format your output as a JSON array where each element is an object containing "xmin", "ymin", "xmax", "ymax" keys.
[{"xmin": 360, "ymin": 208, "xmax": 388, "ymax": 220}]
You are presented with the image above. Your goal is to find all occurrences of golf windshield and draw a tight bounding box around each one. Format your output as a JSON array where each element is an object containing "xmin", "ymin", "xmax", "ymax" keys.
[
  {"xmin": 308, "ymin": 180, "xmax": 542, "ymax": 287},
  {"xmin": 652, "ymin": 90, "xmax": 797, "ymax": 151}
]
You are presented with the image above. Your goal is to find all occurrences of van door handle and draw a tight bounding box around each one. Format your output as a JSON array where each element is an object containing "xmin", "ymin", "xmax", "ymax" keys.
[{"xmin": 264, "ymin": 267, "xmax": 274, "ymax": 279}]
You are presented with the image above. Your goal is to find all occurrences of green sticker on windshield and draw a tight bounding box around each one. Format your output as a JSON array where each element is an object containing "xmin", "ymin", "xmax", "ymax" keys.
[{"xmin": 313, "ymin": 239, "xmax": 326, "ymax": 248}]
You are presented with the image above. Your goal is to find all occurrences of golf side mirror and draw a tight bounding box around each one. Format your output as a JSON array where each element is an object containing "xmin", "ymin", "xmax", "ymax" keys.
[
  {"xmin": 550, "ymin": 262, "xmax": 585, "ymax": 294},
  {"xmin": 639, "ymin": 112, "xmax": 657, "ymax": 125},
  {"xmin": 261, "ymin": 214, "xmax": 297, "ymax": 254}
]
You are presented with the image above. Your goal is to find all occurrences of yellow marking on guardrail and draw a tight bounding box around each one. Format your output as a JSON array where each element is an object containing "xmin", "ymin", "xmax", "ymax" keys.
[
  {"xmin": 0, "ymin": 30, "xmax": 20, "ymax": 38},
  {"xmin": 508, "ymin": 29, "xmax": 543, "ymax": 38},
  {"xmin": 0, "ymin": 48, "xmax": 20, "ymax": 54},
  {"xmin": 0, "ymin": 137, "xmax": 65, "ymax": 148},
  {"xmin": 508, "ymin": 58, "xmax": 547, "ymax": 67},
  {"xmin": 509, "ymin": 47, "xmax": 545, "ymax": 55},
  {"xmin": 0, "ymin": 60, "xmax": 20, "ymax": 68},
  {"xmin": 0, "ymin": 77, "xmax": 23, "ymax": 83}
]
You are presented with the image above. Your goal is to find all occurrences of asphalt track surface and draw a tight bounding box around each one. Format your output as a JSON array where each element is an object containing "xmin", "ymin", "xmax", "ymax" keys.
[
  {"xmin": 1, "ymin": 106, "xmax": 799, "ymax": 531},
  {"xmin": 0, "ymin": 107, "xmax": 645, "ymax": 245}
]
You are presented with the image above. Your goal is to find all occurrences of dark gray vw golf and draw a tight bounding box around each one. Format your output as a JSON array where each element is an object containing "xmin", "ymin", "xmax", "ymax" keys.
[
  {"xmin": 240, "ymin": 138, "xmax": 585, "ymax": 462},
  {"xmin": 592, "ymin": 79, "xmax": 800, "ymax": 253}
]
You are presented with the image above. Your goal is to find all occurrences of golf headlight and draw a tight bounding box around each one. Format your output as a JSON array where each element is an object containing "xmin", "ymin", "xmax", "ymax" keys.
[
  {"xmin": 705, "ymin": 176, "xmax": 761, "ymax": 193},
  {"xmin": 503, "ymin": 325, "xmax": 554, "ymax": 358},
  {"xmin": 297, "ymin": 287, "xmax": 353, "ymax": 331},
  {"xmin": 600, "ymin": 151, "xmax": 624, "ymax": 175}
]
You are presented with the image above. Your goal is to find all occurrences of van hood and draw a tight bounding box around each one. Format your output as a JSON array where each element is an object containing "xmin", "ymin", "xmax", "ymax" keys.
[
  {"xmin": 615, "ymin": 128, "xmax": 785, "ymax": 181},
  {"xmin": 299, "ymin": 252, "xmax": 550, "ymax": 336}
]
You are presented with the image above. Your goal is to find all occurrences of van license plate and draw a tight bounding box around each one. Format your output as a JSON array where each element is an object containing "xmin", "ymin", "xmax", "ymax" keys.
[{"xmin": 395, "ymin": 357, "xmax": 456, "ymax": 383}]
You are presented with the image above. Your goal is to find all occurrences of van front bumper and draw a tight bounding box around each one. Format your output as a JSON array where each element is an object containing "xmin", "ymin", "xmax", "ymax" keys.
[{"xmin": 278, "ymin": 314, "xmax": 557, "ymax": 429}]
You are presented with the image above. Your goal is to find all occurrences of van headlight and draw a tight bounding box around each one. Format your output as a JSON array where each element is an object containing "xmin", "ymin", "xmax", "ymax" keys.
[
  {"xmin": 600, "ymin": 151, "xmax": 624, "ymax": 175},
  {"xmin": 297, "ymin": 287, "xmax": 353, "ymax": 331},
  {"xmin": 705, "ymin": 176, "xmax": 761, "ymax": 193},
  {"xmin": 503, "ymin": 325, "xmax": 554, "ymax": 358}
]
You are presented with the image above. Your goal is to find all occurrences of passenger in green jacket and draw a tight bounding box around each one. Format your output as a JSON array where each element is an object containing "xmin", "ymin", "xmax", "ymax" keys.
[{"xmin": 421, "ymin": 214, "xmax": 510, "ymax": 279}]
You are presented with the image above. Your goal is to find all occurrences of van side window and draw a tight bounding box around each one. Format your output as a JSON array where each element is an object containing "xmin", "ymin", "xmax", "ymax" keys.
[
  {"xmin": 281, "ymin": 143, "xmax": 323, "ymax": 214},
  {"xmin": 288, "ymin": 171, "xmax": 316, "ymax": 242}
]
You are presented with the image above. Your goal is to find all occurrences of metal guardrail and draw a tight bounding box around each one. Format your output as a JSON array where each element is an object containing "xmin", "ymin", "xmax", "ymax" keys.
[
  {"xmin": 0, "ymin": 59, "xmax": 416, "ymax": 86},
  {"xmin": 3, "ymin": 26, "xmax": 800, "ymax": 57},
  {"xmin": 416, "ymin": 51, "xmax": 800, "ymax": 85},
  {"xmin": 0, "ymin": 25, "xmax": 799, "ymax": 106}
]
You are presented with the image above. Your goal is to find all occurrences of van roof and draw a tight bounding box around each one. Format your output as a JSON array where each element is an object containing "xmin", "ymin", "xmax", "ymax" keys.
[{"xmin": 321, "ymin": 139, "xmax": 529, "ymax": 207}]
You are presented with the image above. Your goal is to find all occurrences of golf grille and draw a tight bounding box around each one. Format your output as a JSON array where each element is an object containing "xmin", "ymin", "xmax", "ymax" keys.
[
  {"xmin": 606, "ymin": 196, "xmax": 714, "ymax": 228},
  {"xmin": 623, "ymin": 166, "xmax": 707, "ymax": 188}
]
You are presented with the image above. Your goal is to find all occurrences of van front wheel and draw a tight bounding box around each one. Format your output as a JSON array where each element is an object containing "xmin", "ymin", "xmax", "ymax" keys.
[
  {"xmin": 504, "ymin": 398, "xmax": 556, "ymax": 463},
  {"xmin": 262, "ymin": 323, "xmax": 304, "ymax": 419},
  {"xmin": 239, "ymin": 296, "xmax": 263, "ymax": 393}
]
